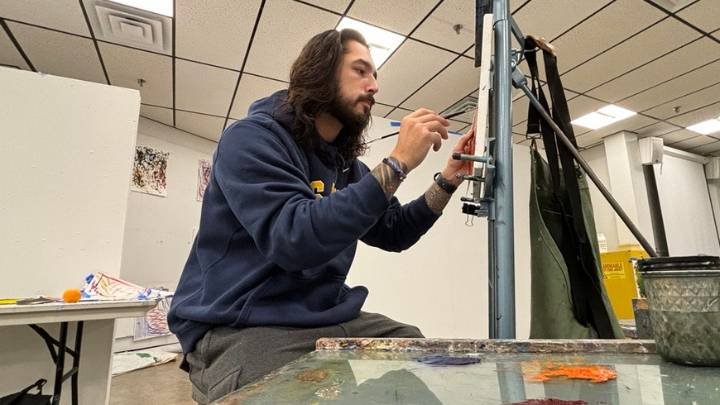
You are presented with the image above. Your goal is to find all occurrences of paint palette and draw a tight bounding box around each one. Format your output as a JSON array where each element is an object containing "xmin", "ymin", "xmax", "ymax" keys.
[{"xmin": 215, "ymin": 338, "xmax": 720, "ymax": 404}]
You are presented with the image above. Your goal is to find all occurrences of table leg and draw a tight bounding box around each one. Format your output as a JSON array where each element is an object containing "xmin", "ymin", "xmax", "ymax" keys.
[
  {"xmin": 71, "ymin": 321, "xmax": 83, "ymax": 405},
  {"xmin": 52, "ymin": 322, "xmax": 68, "ymax": 405}
]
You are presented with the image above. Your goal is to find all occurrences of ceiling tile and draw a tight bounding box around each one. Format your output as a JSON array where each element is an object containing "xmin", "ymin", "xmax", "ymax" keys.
[
  {"xmin": 574, "ymin": 115, "xmax": 657, "ymax": 147},
  {"xmin": 348, "ymin": 0, "xmax": 437, "ymax": 35},
  {"xmin": 513, "ymin": 0, "xmax": 610, "ymax": 42},
  {"xmin": 660, "ymin": 129, "xmax": 698, "ymax": 144},
  {"xmin": 99, "ymin": 42, "xmax": 172, "ymax": 107},
  {"xmin": 176, "ymin": 0, "xmax": 262, "ymax": 69},
  {"xmin": 176, "ymin": 59, "xmax": 238, "ymax": 116},
  {"xmin": 244, "ymin": 0, "xmax": 340, "ymax": 81},
  {"xmin": 386, "ymin": 107, "xmax": 412, "ymax": 121},
  {"xmin": 568, "ymin": 95, "xmax": 605, "ymax": 120},
  {"xmin": 375, "ymin": 39, "xmax": 455, "ymax": 106},
  {"xmin": 0, "ymin": 0, "xmax": 89, "ymax": 36},
  {"xmin": 7, "ymin": 22, "xmax": 105, "ymax": 83},
  {"xmin": 371, "ymin": 103, "xmax": 393, "ymax": 118},
  {"xmin": 688, "ymin": 139, "xmax": 720, "ymax": 155},
  {"xmin": 677, "ymin": 0, "xmax": 720, "ymax": 33},
  {"xmin": 669, "ymin": 134, "xmax": 715, "ymax": 149},
  {"xmin": 561, "ymin": 18, "xmax": 701, "ymax": 93},
  {"xmin": 448, "ymin": 119, "xmax": 467, "ymax": 132},
  {"xmin": 401, "ymin": 57, "xmax": 477, "ymax": 112},
  {"xmin": 175, "ymin": 111, "xmax": 225, "ymax": 142},
  {"xmin": 617, "ymin": 59, "xmax": 720, "ymax": 113},
  {"xmin": 140, "ymin": 104, "xmax": 173, "ymax": 126},
  {"xmin": 588, "ymin": 37, "xmax": 719, "ymax": 103},
  {"xmin": 644, "ymin": 82, "xmax": 720, "ymax": 120},
  {"xmin": 550, "ymin": 0, "xmax": 665, "ymax": 73},
  {"xmin": 635, "ymin": 121, "xmax": 682, "ymax": 138},
  {"xmin": 0, "ymin": 26, "xmax": 29, "ymax": 69},
  {"xmin": 229, "ymin": 74, "xmax": 287, "ymax": 119},
  {"xmin": 301, "ymin": 0, "xmax": 350, "ymax": 14},
  {"xmin": 411, "ymin": 0, "xmax": 474, "ymax": 53},
  {"xmin": 667, "ymin": 101, "xmax": 720, "ymax": 127}
]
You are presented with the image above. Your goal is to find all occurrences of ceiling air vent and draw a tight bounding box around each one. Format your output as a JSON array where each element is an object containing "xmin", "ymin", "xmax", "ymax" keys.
[
  {"xmin": 444, "ymin": 95, "xmax": 477, "ymax": 123},
  {"xmin": 84, "ymin": 0, "xmax": 172, "ymax": 54}
]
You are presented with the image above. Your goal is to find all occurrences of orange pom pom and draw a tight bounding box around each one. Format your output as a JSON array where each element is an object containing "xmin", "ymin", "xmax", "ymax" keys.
[{"xmin": 62, "ymin": 289, "xmax": 82, "ymax": 303}]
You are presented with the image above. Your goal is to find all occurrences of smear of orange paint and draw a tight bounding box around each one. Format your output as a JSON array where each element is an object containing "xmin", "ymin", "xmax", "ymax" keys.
[{"xmin": 527, "ymin": 363, "xmax": 616, "ymax": 384}]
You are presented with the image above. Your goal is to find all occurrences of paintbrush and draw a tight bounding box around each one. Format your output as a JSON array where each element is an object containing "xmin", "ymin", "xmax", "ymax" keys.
[{"xmin": 364, "ymin": 109, "xmax": 472, "ymax": 145}]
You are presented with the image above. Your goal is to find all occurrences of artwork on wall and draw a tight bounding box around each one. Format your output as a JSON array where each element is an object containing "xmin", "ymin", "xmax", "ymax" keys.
[
  {"xmin": 131, "ymin": 146, "xmax": 169, "ymax": 197},
  {"xmin": 197, "ymin": 159, "xmax": 212, "ymax": 201}
]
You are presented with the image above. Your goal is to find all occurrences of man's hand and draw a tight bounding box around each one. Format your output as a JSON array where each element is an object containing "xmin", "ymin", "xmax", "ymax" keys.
[
  {"xmin": 390, "ymin": 108, "xmax": 449, "ymax": 173},
  {"xmin": 440, "ymin": 127, "xmax": 475, "ymax": 186}
]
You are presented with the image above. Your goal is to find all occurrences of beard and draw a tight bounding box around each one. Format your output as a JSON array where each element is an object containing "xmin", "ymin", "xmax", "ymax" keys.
[{"xmin": 326, "ymin": 92, "xmax": 373, "ymax": 145}]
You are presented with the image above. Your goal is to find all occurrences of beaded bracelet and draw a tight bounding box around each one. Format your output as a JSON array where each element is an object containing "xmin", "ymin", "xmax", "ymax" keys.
[{"xmin": 382, "ymin": 157, "xmax": 407, "ymax": 181}]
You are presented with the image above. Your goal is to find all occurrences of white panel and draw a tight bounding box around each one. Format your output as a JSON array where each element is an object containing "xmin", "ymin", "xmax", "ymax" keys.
[
  {"xmin": 0, "ymin": 0, "xmax": 90, "ymax": 36},
  {"xmin": 375, "ymin": 39, "xmax": 455, "ymax": 106},
  {"xmin": 513, "ymin": 0, "xmax": 609, "ymax": 42},
  {"xmin": 667, "ymin": 102, "xmax": 720, "ymax": 127},
  {"xmin": 678, "ymin": 0, "xmax": 720, "ymax": 32},
  {"xmin": 0, "ymin": 68, "xmax": 140, "ymax": 297},
  {"xmin": 644, "ymin": 82, "xmax": 720, "ymax": 120},
  {"xmin": 656, "ymin": 153, "xmax": 720, "ymax": 255},
  {"xmin": 176, "ymin": 59, "xmax": 238, "ymax": 116},
  {"xmin": 561, "ymin": 19, "xmax": 701, "ymax": 93},
  {"xmin": 302, "ymin": 0, "xmax": 351, "ymax": 13},
  {"xmin": 550, "ymin": 0, "xmax": 664, "ymax": 73},
  {"xmin": 8, "ymin": 22, "xmax": 105, "ymax": 83},
  {"xmin": 176, "ymin": 0, "xmax": 262, "ymax": 69},
  {"xmin": 370, "ymin": 103, "xmax": 393, "ymax": 118},
  {"xmin": 401, "ymin": 57, "xmax": 477, "ymax": 111},
  {"xmin": 175, "ymin": 110, "xmax": 225, "ymax": 142},
  {"xmin": 244, "ymin": 0, "xmax": 339, "ymax": 81},
  {"xmin": 660, "ymin": 129, "xmax": 697, "ymax": 144},
  {"xmin": 0, "ymin": 27, "xmax": 29, "ymax": 69},
  {"xmin": 348, "ymin": 0, "xmax": 437, "ymax": 34},
  {"xmin": 229, "ymin": 74, "xmax": 287, "ymax": 119},
  {"xmin": 411, "ymin": 0, "xmax": 474, "ymax": 53},
  {"xmin": 589, "ymin": 37, "xmax": 719, "ymax": 103},
  {"xmin": 140, "ymin": 104, "xmax": 173, "ymax": 126},
  {"xmin": 100, "ymin": 42, "xmax": 172, "ymax": 107},
  {"xmin": 580, "ymin": 144, "xmax": 620, "ymax": 250},
  {"xmin": 617, "ymin": 59, "xmax": 720, "ymax": 113}
]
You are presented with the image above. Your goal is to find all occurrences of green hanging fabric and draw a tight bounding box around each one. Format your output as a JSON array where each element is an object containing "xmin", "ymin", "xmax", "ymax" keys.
[{"xmin": 525, "ymin": 37, "xmax": 623, "ymax": 339}]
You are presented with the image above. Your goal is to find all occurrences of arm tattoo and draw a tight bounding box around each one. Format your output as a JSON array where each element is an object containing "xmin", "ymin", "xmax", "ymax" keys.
[
  {"xmin": 371, "ymin": 162, "xmax": 402, "ymax": 200},
  {"xmin": 424, "ymin": 182, "xmax": 452, "ymax": 215}
]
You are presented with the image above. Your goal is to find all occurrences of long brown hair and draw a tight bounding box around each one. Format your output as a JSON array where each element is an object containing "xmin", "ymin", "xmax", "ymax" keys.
[{"xmin": 287, "ymin": 29, "xmax": 369, "ymax": 162}]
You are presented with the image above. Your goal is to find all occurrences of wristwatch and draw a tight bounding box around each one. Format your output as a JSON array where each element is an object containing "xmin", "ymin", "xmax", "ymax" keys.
[{"xmin": 434, "ymin": 172, "xmax": 458, "ymax": 194}]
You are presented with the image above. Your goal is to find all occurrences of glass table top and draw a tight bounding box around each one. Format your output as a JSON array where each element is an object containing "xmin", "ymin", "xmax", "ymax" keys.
[{"xmin": 216, "ymin": 342, "xmax": 720, "ymax": 405}]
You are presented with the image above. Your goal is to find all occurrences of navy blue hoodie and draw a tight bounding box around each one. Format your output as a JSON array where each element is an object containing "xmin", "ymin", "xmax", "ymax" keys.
[{"xmin": 168, "ymin": 90, "xmax": 440, "ymax": 354}]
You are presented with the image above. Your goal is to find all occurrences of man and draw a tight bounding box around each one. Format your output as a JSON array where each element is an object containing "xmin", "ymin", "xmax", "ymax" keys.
[{"xmin": 168, "ymin": 28, "xmax": 473, "ymax": 403}]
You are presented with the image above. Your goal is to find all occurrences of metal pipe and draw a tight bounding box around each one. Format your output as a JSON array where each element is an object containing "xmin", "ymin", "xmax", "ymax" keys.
[
  {"xmin": 491, "ymin": 0, "xmax": 516, "ymax": 339},
  {"xmin": 515, "ymin": 78, "xmax": 659, "ymax": 257},
  {"xmin": 642, "ymin": 165, "xmax": 669, "ymax": 256}
]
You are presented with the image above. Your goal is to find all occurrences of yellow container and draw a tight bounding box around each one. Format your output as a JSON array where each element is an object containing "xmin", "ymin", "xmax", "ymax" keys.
[{"xmin": 600, "ymin": 245, "xmax": 649, "ymax": 320}]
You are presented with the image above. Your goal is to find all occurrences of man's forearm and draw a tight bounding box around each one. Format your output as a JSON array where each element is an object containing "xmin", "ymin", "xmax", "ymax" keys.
[
  {"xmin": 424, "ymin": 182, "xmax": 453, "ymax": 215},
  {"xmin": 370, "ymin": 162, "xmax": 403, "ymax": 200}
]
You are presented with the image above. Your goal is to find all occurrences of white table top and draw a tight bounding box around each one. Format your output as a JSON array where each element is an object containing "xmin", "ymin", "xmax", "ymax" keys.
[{"xmin": 0, "ymin": 299, "xmax": 158, "ymax": 326}]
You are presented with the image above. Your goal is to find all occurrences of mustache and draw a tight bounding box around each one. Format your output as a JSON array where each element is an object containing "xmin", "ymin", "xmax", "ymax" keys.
[{"xmin": 357, "ymin": 95, "xmax": 375, "ymax": 106}]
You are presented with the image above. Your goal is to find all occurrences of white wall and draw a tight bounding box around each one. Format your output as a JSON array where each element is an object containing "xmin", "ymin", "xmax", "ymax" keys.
[
  {"xmin": 115, "ymin": 117, "xmax": 216, "ymax": 345},
  {"xmin": 582, "ymin": 144, "xmax": 620, "ymax": 250},
  {"xmin": 350, "ymin": 117, "xmax": 533, "ymax": 339},
  {"xmin": 655, "ymin": 148, "xmax": 720, "ymax": 256}
]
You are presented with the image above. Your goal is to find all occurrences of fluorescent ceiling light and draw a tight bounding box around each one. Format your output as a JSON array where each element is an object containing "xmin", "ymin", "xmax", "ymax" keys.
[
  {"xmin": 109, "ymin": 0, "xmax": 173, "ymax": 17},
  {"xmin": 336, "ymin": 17, "xmax": 404, "ymax": 67},
  {"xmin": 571, "ymin": 104, "xmax": 637, "ymax": 130},
  {"xmin": 687, "ymin": 118, "xmax": 720, "ymax": 135}
]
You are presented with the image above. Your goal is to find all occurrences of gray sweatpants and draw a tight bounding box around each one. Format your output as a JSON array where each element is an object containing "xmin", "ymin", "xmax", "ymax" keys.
[{"xmin": 185, "ymin": 312, "xmax": 424, "ymax": 404}]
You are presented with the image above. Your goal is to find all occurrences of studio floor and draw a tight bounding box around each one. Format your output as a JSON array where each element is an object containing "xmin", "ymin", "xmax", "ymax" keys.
[{"xmin": 110, "ymin": 360, "xmax": 194, "ymax": 405}]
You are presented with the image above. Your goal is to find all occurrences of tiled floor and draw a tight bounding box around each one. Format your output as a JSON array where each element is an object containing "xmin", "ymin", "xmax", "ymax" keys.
[{"xmin": 109, "ymin": 361, "xmax": 195, "ymax": 404}]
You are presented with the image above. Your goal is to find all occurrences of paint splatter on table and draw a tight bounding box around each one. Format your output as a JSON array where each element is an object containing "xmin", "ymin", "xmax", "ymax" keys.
[{"xmin": 214, "ymin": 338, "xmax": 720, "ymax": 404}]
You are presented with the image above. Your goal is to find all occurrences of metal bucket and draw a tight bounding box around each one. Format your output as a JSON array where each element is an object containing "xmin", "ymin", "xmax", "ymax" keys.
[{"xmin": 637, "ymin": 255, "xmax": 720, "ymax": 366}]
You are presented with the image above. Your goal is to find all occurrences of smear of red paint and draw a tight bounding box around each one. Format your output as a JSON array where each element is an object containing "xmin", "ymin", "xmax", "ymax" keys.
[
  {"xmin": 507, "ymin": 399, "xmax": 587, "ymax": 405},
  {"xmin": 528, "ymin": 364, "xmax": 617, "ymax": 383}
]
